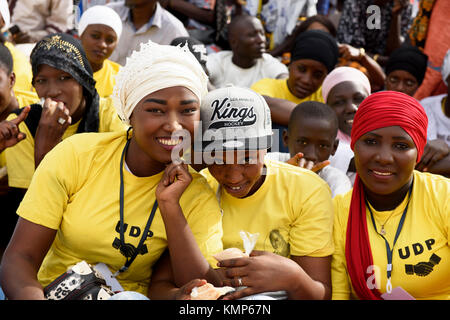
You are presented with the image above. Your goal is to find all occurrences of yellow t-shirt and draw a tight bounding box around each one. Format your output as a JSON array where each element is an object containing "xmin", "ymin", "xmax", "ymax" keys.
[
  {"xmin": 250, "ymin": 78, "xmax": 324, "ymax": 105},
  {"xmin": 5, "ymin": 97, "xmax": 127, "ymax": 189},
  {"xmin": 93, "ymin": 59, "xmax": 121, "ymax": 98},
  {"xmin": 5, "ymin": 42, "xmax": 34, "ymax": 93},
  {"xmin": 332, "ymin": 171, "xmax": 450, "ymax": 300},
  {"xmin": 17, "ymin": 130, "xmax": 223, "ymax": 296},
  {"xmin": 15, "ymin": 89, "xmax": 39, "ymax": 108},
  {"xmin": 202, "ymin": 159, "xmax": 334, "ymax": 257}
]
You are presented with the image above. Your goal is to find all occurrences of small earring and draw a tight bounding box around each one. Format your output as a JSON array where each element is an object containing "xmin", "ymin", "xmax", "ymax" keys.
[{"xmin": 126, "ymin": 126, "xmax": 132, "ymax": 140}]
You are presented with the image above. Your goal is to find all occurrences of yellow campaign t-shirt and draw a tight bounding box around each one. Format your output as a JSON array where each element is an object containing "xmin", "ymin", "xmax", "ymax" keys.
[
  {"xmin": 202, "ymin": 159, "xmax": 334, "ymax": 258},
  {"xmin": 5, "ymin": 42, "xmax": 34, "ymax": 93},
  {"xmin": 15, "ymin": 89, "xmax": 39, "ymax": 108},
  {"xmin": 5, "ymin": 97, "xmax": 127, "ymax": 189},
  {"xmin": 17, "ymin": 130, "xmax": 223, "ymax": 296},
  {"xmin": 93, "ymin": 59, "xmax": 121, "ymax": 98},
  {"xmin": 332, "ymin": 171, "xmax": 450, "ymax": 300},
  {"xmin": 250, "ymin": 78, "xmax": 324, "ymax": 105}
]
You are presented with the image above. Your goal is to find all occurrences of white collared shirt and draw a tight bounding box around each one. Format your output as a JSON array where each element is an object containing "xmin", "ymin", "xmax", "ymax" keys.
[{"xmin": 107, "ymin": 1, "xmax": 188, "ymax": 66}]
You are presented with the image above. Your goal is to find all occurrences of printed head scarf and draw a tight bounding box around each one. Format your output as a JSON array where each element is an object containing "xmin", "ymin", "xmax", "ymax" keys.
[
  {"xmin": 30, "ymin": 33, "xmax": 100, "ymax": 133},
  {"xmin": 78, "ymin": 5, "xmax": 123, "ymax": 40},
  {"xmin": 112, "ymin": 40, "xmax": 208, "ymax": 125},
  {"xmin": 322, "ymin": 66, "xmax": 371, "ymax": 103},
  {"xmin": 385, "ymin": 44, "xmax": 428, "ymax": 85},
  {"xmin": 291, "ymin": 30, "xmax": 339, "ymax": 73},
  {"xmin": 346, "ymin": 91, "xmax": 428, "ymax": 300}
]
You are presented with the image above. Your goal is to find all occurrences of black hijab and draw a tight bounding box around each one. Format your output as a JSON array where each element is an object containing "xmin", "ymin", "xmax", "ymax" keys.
[{"xmin": 29, "ymin": 33, "xmax": 100, "ymax": 133}]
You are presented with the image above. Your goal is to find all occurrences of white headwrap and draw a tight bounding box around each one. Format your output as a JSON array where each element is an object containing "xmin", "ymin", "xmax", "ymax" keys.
[
  {"xmin": 78, "ymin": 5, "xmax": 122, "ymax": 40},
  {"xmin": 0, "ymin": 0, "xmax": 10, "ymax": 30},
  {"xmin": 441, "ymin": 49, "xmax": 450, "ymax": 85},
  {"xmin": 322, "ymin": 67, "xmax": 371, "ymax": 103},
  {"xmin": 112, "ymin": 40, "xmax": 208, "ymax": 125}
]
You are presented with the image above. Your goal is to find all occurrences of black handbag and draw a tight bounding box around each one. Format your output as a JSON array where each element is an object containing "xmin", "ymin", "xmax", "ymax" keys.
[{"xmin": 44, "ymin": 261, "xmax": 115, "ymax": 300}]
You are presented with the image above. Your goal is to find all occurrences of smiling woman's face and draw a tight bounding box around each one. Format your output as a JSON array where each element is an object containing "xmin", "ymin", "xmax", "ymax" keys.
[
  {"xmin": 354, "ymin": 125, "xmax": 417, "ymax": 196},
  {"xmin": 129, "ymin": 86, "xmax": 200, "ymax": 165},
  {"xmin": 326, "ymin": 81, "xmax": 369, "ymax": 136}
]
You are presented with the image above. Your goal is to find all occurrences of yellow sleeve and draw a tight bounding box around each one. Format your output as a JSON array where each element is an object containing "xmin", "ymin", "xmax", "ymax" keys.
[
  {"xmin": 14, "ymin": 89, "xmax": 40, "ymax": 108},
  {"xmin": 250, "ymin": 78, "xmax": 276, "ymax": 97},
  {"xmin": 5, "ymin": 42, "xmax": 33, "ymax": 92},
  {"xmin": 93, "ymin": 60, "xmax": 121, "ymax": 98},
  {"xmin": 289, "ymin": 172, "xmax": 334, "ymax": 257},
  {"xmin": 4, "ymin": 113, "xmax": 35, "ymax": 189},
  {"xmin": 181, "ymin": 171, "xmax": 223, "ymax": 267},
  {"xmin": 331, "ymin": 194, "xmax": 352, "ymax": 300},
  {"xmin": 17, "ymin": 137, "xmax": 78, "ymax": 229},
  {"xmin": 98, "ymin": 97, "xmax": 129, "ymax": 133}
]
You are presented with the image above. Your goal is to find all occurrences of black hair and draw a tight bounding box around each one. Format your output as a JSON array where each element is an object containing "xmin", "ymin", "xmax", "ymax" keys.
[
  {"xmin": 288, "ymin": 101, "xmax": 339, "ymax": 138},
  {"xmin": 297, "ymin": 15, "xmax": 337, "ymax": 38},
  {"xmin": 0, "ymin": 42, "xmax": 13, "ymax": 74},
  {"xmin": 227, "ymin": 13, "xmax": 254, "ymax": 41}
]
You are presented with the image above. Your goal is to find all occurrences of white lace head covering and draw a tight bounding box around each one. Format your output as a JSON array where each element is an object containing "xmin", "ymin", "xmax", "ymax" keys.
[
  {"xmin": 112, "ymin": 40, "xmax": 208, "ymax": 125},
  {"xmin": 78, "ymin": 5, "xmax": 123, "ymax": 39}
]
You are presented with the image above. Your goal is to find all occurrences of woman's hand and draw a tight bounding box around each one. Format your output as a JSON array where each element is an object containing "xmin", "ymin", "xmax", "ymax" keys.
[
  {"xmin": 0, "ymin": 106, "xmax": 30, "ymax": 152},
  {"xmin": 156, "ymin": 162, "xmax": 192, "ymax": 205},
  {"xmin": 217, "ymin": 250, "xmax": 301, "ymax": 300},
  {"xmin": 286, "ymin": 152, "xmax": 330, "ymax": 172},
  {"xmin": 416, "ymin": 139, "xmax": 450, "ymax": 172},
  {"xmin": 34, "ymin": 98, "xmax": 72, "ymax": 167},
  {"xmin": 173, "ymin": 279, "xmax": 207, "ymax": 300}
]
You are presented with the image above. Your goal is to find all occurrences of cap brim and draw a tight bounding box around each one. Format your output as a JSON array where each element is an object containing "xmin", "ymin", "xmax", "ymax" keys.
[{"xmin": 195, "ymin": 135, "xmax": 272, "ymax": 152}]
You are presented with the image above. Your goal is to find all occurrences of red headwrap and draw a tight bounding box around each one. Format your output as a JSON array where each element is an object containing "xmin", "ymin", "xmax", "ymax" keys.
[{"xmin": 345, "ymin": 91, "xmax": 428, "ymax": 300}]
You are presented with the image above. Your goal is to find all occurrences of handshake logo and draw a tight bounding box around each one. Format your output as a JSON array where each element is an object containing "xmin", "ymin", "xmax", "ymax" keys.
[{"xmin": 405, "ymin": 253, "xmax": 441, "ymax": 277}]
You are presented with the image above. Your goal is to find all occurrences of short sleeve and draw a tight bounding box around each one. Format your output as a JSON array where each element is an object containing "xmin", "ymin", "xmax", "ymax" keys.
[
  {"xmin": 98, "ymin": 97, "xmax": 129, "ymax": 133},
  {"xmin": 180, "ymin": 171, "xmax": 223, "ymax": 267},
  {"xmin": 289, "ymin": 174, "xmax": 334, "ymax": 257},
  {"xmin": 263, "ymin": 55, "xmax": 288, "ymax": 78},
  {"xmin": 206, "ymin": 52, "xmax": 223, "ymax": 87},
  {"xmin": 5, "ymin": 113, "xmax": 35, "ymax": 189},
  {"xmin": 17, "ymin": 138, "xmax": 79, "ymax": 229},
  {"xmin": 331, "ymin": 195, "xmax": 352, "ymax": 300}
]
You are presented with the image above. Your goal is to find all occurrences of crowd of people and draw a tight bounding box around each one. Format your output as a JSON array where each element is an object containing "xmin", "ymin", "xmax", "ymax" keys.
[{"xmin": 0, "ymin": 0, "xmax": 448, "ymax": 300}]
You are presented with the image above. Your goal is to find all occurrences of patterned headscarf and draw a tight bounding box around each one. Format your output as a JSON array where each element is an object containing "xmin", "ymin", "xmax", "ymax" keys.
[{"xmin": 30, "ymin": 33, "xmax": 100, "ymax": 133}]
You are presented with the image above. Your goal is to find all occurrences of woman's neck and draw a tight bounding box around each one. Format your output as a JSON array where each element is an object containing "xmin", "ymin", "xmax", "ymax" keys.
[
  {"xmin": 71, "ymin": 98, "xmax": 87, "ymax": 125},
  {"xmin": 0, "ymin": 94, "xmax": 19, "ymax": 121},
  {"xmin": 125, "ymin": 137, "xmax": 166, "ymax": 177},
  {"xmin": 90, "ymin": 61, "xmax": 103, "ymax": 73},
  {"xmin": 130, "ymin": 2, "xmax": 157, "ymax": 30},
  {"xmin": 364, "ymin": 177, "xmax": 413, "ymax": 211}
]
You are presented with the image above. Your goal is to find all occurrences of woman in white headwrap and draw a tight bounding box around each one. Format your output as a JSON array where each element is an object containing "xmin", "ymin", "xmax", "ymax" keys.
[
  {"xmin": 78, "ymin": 5, "xmax": 123, "ymax": 97},
  {"xmin": 0, "ymin": 41, "xmax": 223, "ymax": 300},
  {"xmin": 321, "ymin": 66, "xmax": 371, "ymax": 185}
]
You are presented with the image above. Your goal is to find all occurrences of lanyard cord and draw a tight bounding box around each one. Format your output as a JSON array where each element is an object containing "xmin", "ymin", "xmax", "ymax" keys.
[
  {"xmin": 366, "ymin": 179, "xmax": 414, "ymax": 293},
  {"xmin": 114, "ymin": 139, "xmax": 158, "ymax": 277}
]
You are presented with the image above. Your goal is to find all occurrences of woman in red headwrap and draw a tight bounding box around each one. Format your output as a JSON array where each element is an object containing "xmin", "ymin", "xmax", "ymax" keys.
[{"xmin": 331, "ymin": 91, "xmax": 450, "ymax": 300}]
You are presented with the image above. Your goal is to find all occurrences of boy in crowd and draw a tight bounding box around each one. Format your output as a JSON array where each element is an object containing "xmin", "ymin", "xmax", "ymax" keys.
[{"xmin": 266, "ymin": 101, "xmax": 351, "ymax": 197}]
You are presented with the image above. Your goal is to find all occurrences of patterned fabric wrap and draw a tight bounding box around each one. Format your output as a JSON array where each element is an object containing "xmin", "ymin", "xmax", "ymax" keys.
[{"xmin": 44, "ymin": 261, "xmax": 115, "ymax": 300}]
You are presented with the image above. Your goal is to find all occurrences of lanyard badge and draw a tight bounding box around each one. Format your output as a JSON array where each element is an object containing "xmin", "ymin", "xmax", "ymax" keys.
[{"xmin": 367, "ymin": 179, "xmax": 413, "ymax": 294}]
